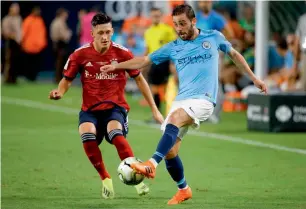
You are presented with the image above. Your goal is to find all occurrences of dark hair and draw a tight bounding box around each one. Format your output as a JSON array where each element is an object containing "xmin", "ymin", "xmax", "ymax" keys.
[
  {"xmin": 172, "ymin": 4, "xmax": 195, "ymax": 20},
  {"xmin": 277, "ymin": 38, "xmax": 288, "ymax": 50},
  {"xmin": 91, "ymin": 13, "xmax": 112, "ymax": 27},
  {"xmin": 56, "ymin": 8, "xmax": 67, "ymax": 17}
]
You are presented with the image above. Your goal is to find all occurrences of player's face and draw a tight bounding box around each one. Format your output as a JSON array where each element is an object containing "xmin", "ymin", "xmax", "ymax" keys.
[
  {"xmin": 91, "ymin": 23, "xmax": 113, "ymax": 49},
  {"xmin": 150, "ymin": 10, "xmax": 162, "ymax": 25},
  {"xmin": 173, "ymin": 14, "xmax": 196, "ymax": 41},
  {"xmin": 10, "ymin": 3, "xmax": 20, "ymax": 15},
  {"xmin": 198, "ymin": 0, "xmax": 212, "ymax": 14}
]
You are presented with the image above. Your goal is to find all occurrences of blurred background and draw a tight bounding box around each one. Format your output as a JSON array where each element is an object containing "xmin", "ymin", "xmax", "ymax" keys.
[
  {"xmin": 1, "ymin": 1, "xmax": 306, "ymax": 209},
  {"xmin": 1, "ymin": 1, "xmax": 305, "ymax": 131}
]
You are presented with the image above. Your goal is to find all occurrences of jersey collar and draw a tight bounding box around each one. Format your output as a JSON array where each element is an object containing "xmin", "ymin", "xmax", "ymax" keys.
[{"xmin": 91, "ymin": 41, "xmax": 113, "ymax": 56}]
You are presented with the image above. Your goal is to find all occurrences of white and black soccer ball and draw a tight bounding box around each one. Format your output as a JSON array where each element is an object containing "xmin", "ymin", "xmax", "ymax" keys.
[{"xmin": 117, "ymin": 157, "xmax": 145, "ymax": 186}]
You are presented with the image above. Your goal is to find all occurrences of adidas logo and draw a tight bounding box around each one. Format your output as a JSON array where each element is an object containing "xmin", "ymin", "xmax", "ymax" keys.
[{"xmin": 86, "ymin": 62, "xmax": 93, "ymax": 67}]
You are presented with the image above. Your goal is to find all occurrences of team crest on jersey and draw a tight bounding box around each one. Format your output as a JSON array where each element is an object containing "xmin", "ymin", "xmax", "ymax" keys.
[
  {"xmin": 202, "ymin": 41, "xmax": 211, "ymax": 49},
  {"xmin": 110, "ymin": 58, "xmax": 118, "ymax": 65}
]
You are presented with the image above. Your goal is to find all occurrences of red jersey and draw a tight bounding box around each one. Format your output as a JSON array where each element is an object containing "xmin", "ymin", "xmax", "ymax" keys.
[{"xmin": 63, "ymin": 42, "xmax": 140, "ymax": 112}]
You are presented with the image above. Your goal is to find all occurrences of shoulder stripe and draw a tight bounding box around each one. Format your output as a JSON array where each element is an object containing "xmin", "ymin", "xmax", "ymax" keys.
[{"xmin": 112, "ymin": 42, "xmax": 129, "ymax": 52}]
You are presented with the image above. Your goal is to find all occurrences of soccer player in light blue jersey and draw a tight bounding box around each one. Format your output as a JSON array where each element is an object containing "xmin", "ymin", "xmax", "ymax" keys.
[{"xmin": 101, "ymin": 4, "xmax": 267, "ymax": 205}]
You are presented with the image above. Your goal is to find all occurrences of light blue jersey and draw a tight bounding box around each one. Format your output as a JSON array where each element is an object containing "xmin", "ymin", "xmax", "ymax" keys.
[{"xmin": 149, "ymin": 30, "xmax": 232, "ymax": 105}]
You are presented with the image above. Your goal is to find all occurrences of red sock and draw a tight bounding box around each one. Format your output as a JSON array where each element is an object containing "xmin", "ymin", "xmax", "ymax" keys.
[
  {"xmin": 112, "ymin": 135, "xmax": 134, "ymax": 160},
  {"xmin": 83, "ymin": 140, "xmax": 111, "ymax": 180}
]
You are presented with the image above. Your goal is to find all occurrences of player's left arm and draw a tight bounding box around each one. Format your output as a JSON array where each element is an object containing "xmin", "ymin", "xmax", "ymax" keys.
[
  {"xmin": 133, "ymin": 73, "xmax": 164, "ymax": 124},
  {"xmin": 228, "ymin": 48, "xmax": 267, "ymax": 94},
  {"xmin": 217, "ymin": 31, "xmax": 267, "ymax": 93}
]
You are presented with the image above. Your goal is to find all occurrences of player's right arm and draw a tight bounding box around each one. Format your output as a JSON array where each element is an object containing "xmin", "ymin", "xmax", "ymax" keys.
[
  {"xmin": 49, "ymin": 53, "xmax": 80, "ymax": 100},
  {"xmin": 49, "ymin": 78, "xmax": 73, "ymax": 100},
  {"xmin": 100, "ymin": 42, "xmax": 172, "ymax": 73}
]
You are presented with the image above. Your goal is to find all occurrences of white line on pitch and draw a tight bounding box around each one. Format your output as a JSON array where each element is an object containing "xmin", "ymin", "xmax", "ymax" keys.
[{"xmin": 2, "ymin": 96, "xmax": 306, "ymax": 155}]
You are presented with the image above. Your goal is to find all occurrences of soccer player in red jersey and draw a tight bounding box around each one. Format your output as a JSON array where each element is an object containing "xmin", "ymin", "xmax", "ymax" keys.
[{"xmin": 49, "ymin": 13, "xmax": 164, "ymax": 199}]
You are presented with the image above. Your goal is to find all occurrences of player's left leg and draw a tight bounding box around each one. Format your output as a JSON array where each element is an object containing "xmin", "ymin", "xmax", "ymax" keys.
[
  {"xmin": 132, "ymin": 99, "xmax": 214, "ymax": 178},
  {"xmin": 164, "ymin": 139, "xmax": 192, "ymax": 205},
  {"xmin": 131, "ymin": 108, "xmax": 193, "ymax": 178},
  {"xmin": 106, "ymin": 118, "xmax": 149, "ymax": 196},
  {"xmin": 107, "ymin": 120, "xmax": 134, "ymax": 160}
]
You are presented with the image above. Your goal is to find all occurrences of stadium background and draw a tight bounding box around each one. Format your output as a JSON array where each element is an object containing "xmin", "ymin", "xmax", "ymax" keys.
[
  {"xmin": 2, "ymin": 1, "xmax": 305, "ymax": 71},
  {"xmin": 1, "ymin": 1, "xmax": 306, "ymax": 209}
]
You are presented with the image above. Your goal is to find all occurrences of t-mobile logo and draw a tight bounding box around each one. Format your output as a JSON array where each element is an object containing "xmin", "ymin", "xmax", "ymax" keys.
[{"xmin": 95, "ymin": 72, "xmax": 118, "ymax": 80}]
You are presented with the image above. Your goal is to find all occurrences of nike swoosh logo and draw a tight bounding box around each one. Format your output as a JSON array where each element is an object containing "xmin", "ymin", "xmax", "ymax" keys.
[{"xmin": 189, "ymin": 107, "xmax": 195, "ymax": 114}]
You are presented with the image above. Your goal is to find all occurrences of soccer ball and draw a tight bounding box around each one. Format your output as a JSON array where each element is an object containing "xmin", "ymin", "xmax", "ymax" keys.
[{"xmin": 117, "ymin": 157, "xmax": 145, "ymax": 186}]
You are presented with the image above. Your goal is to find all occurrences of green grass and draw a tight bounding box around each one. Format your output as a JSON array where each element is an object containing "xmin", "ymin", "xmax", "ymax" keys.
[{"xmin": 2, "ymin": 82, "xmax": 306, "ymax": 209}]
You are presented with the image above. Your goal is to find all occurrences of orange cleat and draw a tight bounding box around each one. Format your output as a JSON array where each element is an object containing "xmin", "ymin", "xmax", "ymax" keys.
[
  {"xmin": 131, "ymin": 160, "xmax": 156, "ymax": 179},
  {"xmin": 167, "ymin": 187, "xmax": 192, "ymax": 205}
]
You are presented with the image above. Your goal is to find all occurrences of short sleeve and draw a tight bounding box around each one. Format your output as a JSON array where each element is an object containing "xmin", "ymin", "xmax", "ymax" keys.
[
  {"xmin": 63, "ymin": 53, "xmax": 80, "ymax": 80},
  {"xmin": 124, "ymin": 51, "xmax": 141, "ymax": 78},
  {"xmin": 148, "ymin": 42, "xmax": 172, "ymax": 65},
  {"xmin": 215, "ymin": 31, "xmax": 232, "ymax": 54}
]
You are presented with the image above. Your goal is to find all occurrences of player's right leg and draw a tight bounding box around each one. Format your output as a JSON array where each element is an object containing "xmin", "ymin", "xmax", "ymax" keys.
[
  {"xmin": 105, "ymin": 113, "xmax": 149, "ymax": 196},
  {"xmin": 78, "ymin": 111, "xmax": 114, "ymax": 199}
]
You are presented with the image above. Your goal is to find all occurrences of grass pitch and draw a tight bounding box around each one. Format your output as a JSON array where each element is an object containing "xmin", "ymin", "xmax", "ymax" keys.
[{"xmin": 2, "ymin": 82, "xmax": 306, "ymax": 209}]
